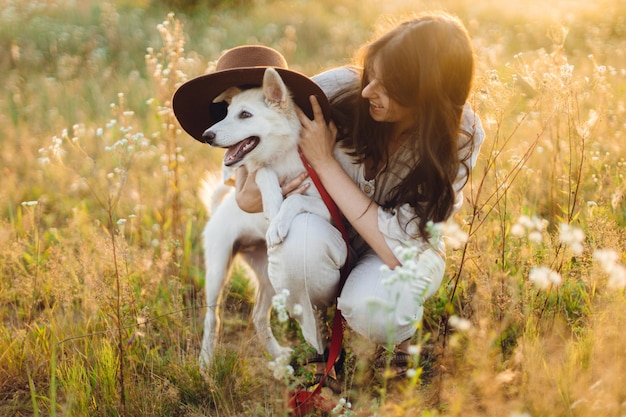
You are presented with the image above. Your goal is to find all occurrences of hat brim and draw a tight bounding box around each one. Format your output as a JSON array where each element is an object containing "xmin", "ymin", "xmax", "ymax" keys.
[{"xmin": 172, "ymin": 67, "xmax": 332, "ymax": 142}]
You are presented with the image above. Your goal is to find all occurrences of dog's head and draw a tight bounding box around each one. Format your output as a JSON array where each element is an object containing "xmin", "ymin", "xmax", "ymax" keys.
[{"xmin": 201, "ymin": 68, "xmax": 301, "ymax": 171}]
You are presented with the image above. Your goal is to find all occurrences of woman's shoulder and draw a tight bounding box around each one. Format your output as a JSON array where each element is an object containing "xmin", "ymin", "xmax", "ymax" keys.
[
  {"xmin": 458, "ymin": 103, "xmax": 485, "ymax": 164},
  {"xmin": 461, "ymin": 103, "xmax": 485, "ymax": 146}
]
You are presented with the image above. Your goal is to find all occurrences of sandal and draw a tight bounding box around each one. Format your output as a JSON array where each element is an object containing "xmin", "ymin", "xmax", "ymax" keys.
[
  {"xmin": 296, "ymin": 350, "xmax": 344, "ymax": 394},
  {"xmin": 310, "ymin": 372, "xmax": 343, "ymax": 394},
  {"xmin": 373, "ymin": 346, "xmax": 412, "ymax": 379}
]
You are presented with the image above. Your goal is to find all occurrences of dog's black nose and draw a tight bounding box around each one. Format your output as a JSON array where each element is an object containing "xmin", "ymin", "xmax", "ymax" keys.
[{"xmin": 201, "ymin": 130, "xmax": 216, "ymax": 145}]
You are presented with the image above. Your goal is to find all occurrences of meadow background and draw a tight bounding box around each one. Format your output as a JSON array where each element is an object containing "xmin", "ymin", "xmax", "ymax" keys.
[{"xmin": 1, "ymin": 0, "xmax": 625, "ymax": 415}]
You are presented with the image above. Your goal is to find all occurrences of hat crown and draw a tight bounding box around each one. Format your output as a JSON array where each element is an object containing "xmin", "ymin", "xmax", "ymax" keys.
[
  {"xmin": 172, "ymin": 44, "xmax": 331, "ymax": 142},
  {"xmin": 215, "ymin": 45, "xmax": 289, "ymax": 71}
]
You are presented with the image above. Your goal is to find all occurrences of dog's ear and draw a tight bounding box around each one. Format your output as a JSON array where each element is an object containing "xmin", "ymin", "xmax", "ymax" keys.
[
  {"xmin": 213, "ymin": 87, "xmax": 242, "ymax": 104},
  {"xmin": 262, "ymin": 68, "xmax": 290, "ymax": 111}
]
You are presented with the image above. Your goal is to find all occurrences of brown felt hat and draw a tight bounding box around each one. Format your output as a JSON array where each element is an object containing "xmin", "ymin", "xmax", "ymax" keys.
[{"xmin": 172, "ymin": 45, "xmax": 331, "ymax": 143}]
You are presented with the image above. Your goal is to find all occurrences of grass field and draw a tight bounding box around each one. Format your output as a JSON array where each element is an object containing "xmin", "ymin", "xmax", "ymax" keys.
[{"xmin": 1, "ymin": 0, "xmax": 625, "ymax": 415}]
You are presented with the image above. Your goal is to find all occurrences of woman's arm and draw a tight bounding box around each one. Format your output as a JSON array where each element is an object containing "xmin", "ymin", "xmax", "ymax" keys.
[{"xmin": 297, "ymin": 96, "xmax": 401, "ymax": 269}]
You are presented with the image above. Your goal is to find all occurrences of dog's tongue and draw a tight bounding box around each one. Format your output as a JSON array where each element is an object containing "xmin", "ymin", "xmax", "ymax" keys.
[{"xmin": 223, "ymin": 137, "xmax": 259, "ymax": 166}]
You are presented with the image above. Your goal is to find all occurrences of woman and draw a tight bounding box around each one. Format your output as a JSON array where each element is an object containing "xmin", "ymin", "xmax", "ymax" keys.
[{"xmin": 237, "ymin": 11, "xmax": 484, "ymax": 388}]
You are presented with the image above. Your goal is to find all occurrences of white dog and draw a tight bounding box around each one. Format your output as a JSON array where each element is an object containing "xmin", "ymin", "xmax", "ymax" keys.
[{"xmin": 198, "ymin": 68, "xmax": 334, "ymax": 368}]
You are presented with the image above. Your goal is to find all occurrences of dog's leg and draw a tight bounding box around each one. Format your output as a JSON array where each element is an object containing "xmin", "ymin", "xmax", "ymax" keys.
[
  {"xmin": 254, "ymin": 167, "xmax": 283, "ymax": 220},
  {"xmin": 200, "ymin": 225, "xmax": 234, "ymax": 371},
  {"xmin": 242, "ymin": 246, "xmax": 293, "ymax": 360},
  {"xmin": 199, "ymin": 194, "xmax": 248, "ymax": 371}
]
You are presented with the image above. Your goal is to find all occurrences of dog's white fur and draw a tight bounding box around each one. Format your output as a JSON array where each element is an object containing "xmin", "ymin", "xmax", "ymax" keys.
[{"xmin": 198, "ymin": 68, "xmax": 332, "ymax": 369}]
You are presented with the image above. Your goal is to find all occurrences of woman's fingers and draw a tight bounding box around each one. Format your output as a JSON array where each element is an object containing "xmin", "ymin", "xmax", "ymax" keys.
[
  {"xmin": 296, "ymin": 95, "xmax": 324, "ymax": 124},
  {"xmin": 329, "ymin": 120, "xmax": 338, "ymax": 140},
  {"xmin": 284, "ymin": 182, "xmax": 310, "ymax": 197},
  {"xmin": 295, "ymin": 105, "xmax": 308, "ymax": 124},
  {"xmin": 309, "ymin": 95, "xmax": 324, "ymax": 120},
  {"xmin": 280, "ymin": 172, "xmax": 309, "ymax": 197}
]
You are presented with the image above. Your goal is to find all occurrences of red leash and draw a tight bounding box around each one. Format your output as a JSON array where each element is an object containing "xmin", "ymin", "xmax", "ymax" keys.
[{"xmin": 287, "ymin": 151, "xmax": 352, "ymax": 416}]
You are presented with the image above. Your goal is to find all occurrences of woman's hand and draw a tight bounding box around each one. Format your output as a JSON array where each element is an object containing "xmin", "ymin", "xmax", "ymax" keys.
[
  {"xmin": 235, "ymin": 166, "xmax": 262, "ymax": 213},
  {"xmin": 235, "ymin": 166, "xmax": 310, "ymax": 213},
  {"xmin": 296, "ymin": 95, "xmax": 338, "ymax": 171}
]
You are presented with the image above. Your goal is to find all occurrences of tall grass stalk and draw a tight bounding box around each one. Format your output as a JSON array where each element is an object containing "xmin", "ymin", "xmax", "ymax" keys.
[
  {"xmin": 27, "ymin": 369, "xmax": 40, "ymax": 417},
  {"xmin": 49, "ymin": 339, "xmax": 57, "ymax": 417},
  {"xmin": 107, "ymin": 206, "xmax": 127, "ymax": 416}
]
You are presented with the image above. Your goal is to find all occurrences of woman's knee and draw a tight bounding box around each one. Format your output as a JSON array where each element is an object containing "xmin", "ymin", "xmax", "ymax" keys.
[
  {"xmin": 338, "ymin": 248, "xmax": 445, "ymax": 344},
  {"xmin": 267, "ymin": 213, "xmax": 346, "ymax": 305},
  {"xmin": 340, "ymin": 291, "xmax": 423, "ymax": 343},
  {"xmin": 270, "ymin": 213, "xmax": 346, "ymax": 267}
]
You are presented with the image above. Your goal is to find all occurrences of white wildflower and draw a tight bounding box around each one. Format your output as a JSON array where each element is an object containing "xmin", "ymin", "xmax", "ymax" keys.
[
  {"xmin": 407, "ymin": 344, "xmax": 421, "ymax": 356},
  {"xmin": 449, "ymin": 315, "xmax": 472, "ymax": 332},
  {"xmin": 47, "ymin": 135, "xmax": 66, "ymax": 159},
  {"xmin": 512, "ymin": 215, "xmax": 548, "ymax": 243},
  {"xmin": 593, "ymin": 249, "xmax": 626, "ymax": 289},
  {"xmin": 439, "ymin": 220, "xmax": 469, "ymax": 249},
  {"xmin": 331, "ymin": 397, "xmax": 354, "ymax": 416},
  {"xmin": 511, "ymin": 223, "xmax": 525, "ymax": 238},
  {"xmin": 607, "ymin": 265, "xmax": 626, "ymax": 289},
  {"xmin": 528, "ymin": 230, "xmax": 543, "ymax": 243},
  {"xmin": 21, "ymin": 201, "xmax": 39, "ymax": 207},
  {"xmin": 560, "ymin": 63, "xmax": 574, "ymax": 79},
  {"xmin": 380, "ymin": 244, "xmax": 420, "ymax": 286},
  {"xmin": 529, "ymin": 266, "xmax": 562, "ymax": 290},
  {"xmin": 558, "ymin": 223, "xmax": 585, "ymax": 255},
  {"xmin": 381, "ymin": 244, "xmax": 442, "ymax": 312},
  {"xmin": 292, "ymin": 304, "xmax": 303, "ymax": 316},
  {"xmin": 426, "ymin": 220, "xmax": 443, "ymax": 247},
  {"xmin": 267, "ymin": 353, "xmax": 294, "ymax": 381},
  {"xmin": 593, "ymin": 249, "xmax": 619, "ymax": 269},
  {"xmin": 272, "ymin": 289, "xmax": 290, "ymax": 323}
]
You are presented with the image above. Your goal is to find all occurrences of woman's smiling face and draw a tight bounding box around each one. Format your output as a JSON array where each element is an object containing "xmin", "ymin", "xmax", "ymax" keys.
[{"xmin": 361, "ymin": 56, "xmax": 413, "ymax": 128}]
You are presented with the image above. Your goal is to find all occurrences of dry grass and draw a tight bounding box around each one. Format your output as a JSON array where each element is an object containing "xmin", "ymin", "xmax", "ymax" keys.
[{"xmin": 0, "ymin": 0, "xmax": 625, "ymax": 416}]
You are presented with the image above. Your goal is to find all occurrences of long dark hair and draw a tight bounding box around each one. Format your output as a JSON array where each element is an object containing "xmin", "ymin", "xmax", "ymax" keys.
[{"xmin": 333, "ymin": 12, "xmax": 475, "ymax": 239}]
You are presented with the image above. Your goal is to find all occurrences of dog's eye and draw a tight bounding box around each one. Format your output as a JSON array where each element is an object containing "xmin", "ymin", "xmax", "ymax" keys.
[{"xmin": 239, "ymin": 110, "xmax": 252, "ymax": 119}]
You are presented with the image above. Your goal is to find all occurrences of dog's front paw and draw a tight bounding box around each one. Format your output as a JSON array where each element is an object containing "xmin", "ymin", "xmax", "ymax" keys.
[
  {"xmin": 265, "ymin": 221, "xmax": 288, "ymax": 247},
  {"xmin": 268, "ymin": 344, "xmax": 293, "ymax": 362}
]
